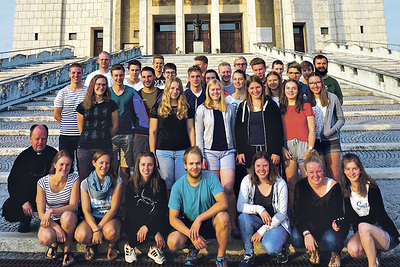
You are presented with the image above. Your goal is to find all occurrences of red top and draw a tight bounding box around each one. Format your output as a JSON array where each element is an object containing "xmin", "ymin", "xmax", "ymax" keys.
[{"xmin": 282, "ymin": 102, "xmax": 314, "ymax": 142}]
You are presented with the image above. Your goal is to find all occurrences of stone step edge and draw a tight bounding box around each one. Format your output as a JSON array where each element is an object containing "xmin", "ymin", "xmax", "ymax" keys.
[
  {"xmin": 1, "ymin": 142, "xmax": 399, "ymax": 157},
  {"xmin": 0, "ymin": 125, "xmax": 399, "ymax": 136},
  {"xmin": 1, "ymin": 167, "xmax": 399, "ymax": 184}
]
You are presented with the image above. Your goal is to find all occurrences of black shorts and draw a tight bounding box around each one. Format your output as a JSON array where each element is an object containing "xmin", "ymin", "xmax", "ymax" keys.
[{"xmin": 172, "ymin": 217, "xmax": 216, "ymax": 239}]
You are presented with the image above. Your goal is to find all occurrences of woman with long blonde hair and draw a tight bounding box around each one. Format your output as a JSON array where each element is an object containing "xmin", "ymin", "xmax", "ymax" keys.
[
  {"xmin": 149, "ymin": 77, "xmax": 195, "ymax": 190},
  {"xmin": 195, "ymin": 79, "xmax": 238, "ymax": 236}
]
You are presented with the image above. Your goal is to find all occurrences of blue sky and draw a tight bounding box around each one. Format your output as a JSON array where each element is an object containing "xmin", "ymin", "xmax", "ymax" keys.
[{"xmin": 0, "ymin": 0, "xmax": 399, "ymax": 53}]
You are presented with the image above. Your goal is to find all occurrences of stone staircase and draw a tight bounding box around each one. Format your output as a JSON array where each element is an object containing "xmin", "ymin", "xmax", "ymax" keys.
[{"xmin": 0, "ymin": 53, "xmax": 399, "ymax": 257}]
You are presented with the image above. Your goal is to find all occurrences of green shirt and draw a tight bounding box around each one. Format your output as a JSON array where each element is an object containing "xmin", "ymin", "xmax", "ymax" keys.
[
  {"xmin": 323, "ymin": 76, "xmax": 343, "ymax": 99},
  {"xmin": 141, "ymin": 89, "xmax": 159, "ymax": 110}
]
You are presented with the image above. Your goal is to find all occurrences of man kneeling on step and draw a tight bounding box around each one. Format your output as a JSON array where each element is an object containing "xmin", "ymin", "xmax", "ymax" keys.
[{"xmin": 167, "ymin": 146, "xmax": 231, "ymax": 267}]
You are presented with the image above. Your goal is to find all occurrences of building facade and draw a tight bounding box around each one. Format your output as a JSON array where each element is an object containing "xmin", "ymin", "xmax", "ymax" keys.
[{"xmin": 12, "ymin": 0, "xmax": 388, "ymax": 57}]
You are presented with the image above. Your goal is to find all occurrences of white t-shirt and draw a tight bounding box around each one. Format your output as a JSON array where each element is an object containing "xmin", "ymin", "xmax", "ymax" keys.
[
  {"xmin": 54, "ymin": 85, "xmax": 87, "ymax": 136},
  {"xmin": 124, "ymin": 79, "xmax": 144, "ymax": 91},
  {"xmin": 84, "ymin": 70, "xmax": 114, "ymax": 87},
  {"xmin": 225, "ymin": 95, "xmax": 244, "ymax": 114},
  {"xmin": 350, "ymin": 184, "xmax": 370, "ymax": 217}
]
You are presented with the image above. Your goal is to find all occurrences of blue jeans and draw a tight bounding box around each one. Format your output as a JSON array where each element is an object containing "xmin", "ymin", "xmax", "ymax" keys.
[
  {"xmin": 77, "ymin": 148, "xmax": 113, "ymax": 180},
  {"xmin": 237, "ymin": 213, "xmax": 289, "ymax": 256},
  {"xmin": 291, "ymin": 226, "xmax": 346, "ymax": 253},
  {"xmin": 156, "ymin": 150, "xmax": 186, "ymax": 190}
]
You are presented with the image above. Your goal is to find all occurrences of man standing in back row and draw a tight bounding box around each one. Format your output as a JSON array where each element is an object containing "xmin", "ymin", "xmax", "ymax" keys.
[
  {"xmin": 313, "ymin": 55, "xmax": 343, "ymax": 105},
  {"xmin": 84, "ymin": 51, "xmax": 114, "ymax": 87}
]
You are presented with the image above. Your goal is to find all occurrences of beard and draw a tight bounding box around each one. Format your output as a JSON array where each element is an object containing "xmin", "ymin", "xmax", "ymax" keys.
[{"xmin": 315, "ymin": 66, "xmax": 328, "ymax": 76}]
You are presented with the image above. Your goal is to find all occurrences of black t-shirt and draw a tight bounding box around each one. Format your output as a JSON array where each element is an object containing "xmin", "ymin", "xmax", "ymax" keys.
[
  {"xmin": 211, "ymin": 110, "xmax": 228, "ymax": 151},
  {"xmin": 150, "ymin": 103, "xmax": 194, "ymax": 150},
  {"xmin": 254, "ymin": 185, "xmax": 275, "ymax": 217},
  {"xmin": 154, "ymin": 75, "xmax": 166, "ymax": 89},
  {"xmin": 76, "ymin": 100, "xmax": 118, "ymax": 149}
]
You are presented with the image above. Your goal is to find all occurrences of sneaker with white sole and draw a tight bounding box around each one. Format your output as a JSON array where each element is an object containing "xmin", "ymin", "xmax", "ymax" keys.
[
  {"xmin": 124, "ymin": 243, "xmax": 137, "ymax": 263},
  {"xmin": 148, "ymin": 246, "xmax": 166, "ymax": 264}
]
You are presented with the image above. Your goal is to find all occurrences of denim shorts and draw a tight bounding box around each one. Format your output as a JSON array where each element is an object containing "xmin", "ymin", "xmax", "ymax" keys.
[
  {"xmin": 112, "ymin": 134, "xmax": 134, "ymax": 168},
  {"xmin": 285, "ymin": 138, "xmax": 308, "ymax": 163},
  {"xmin": 384, "ymin": 230, "xmax": 397, "ymax": 251},
  {"xmin": 204, "ymin": 149, "xmax": 236, "ymax": 170},
  {"xmin": 314, "ymin": 138, "xmax": 341, "ymax": 155}
]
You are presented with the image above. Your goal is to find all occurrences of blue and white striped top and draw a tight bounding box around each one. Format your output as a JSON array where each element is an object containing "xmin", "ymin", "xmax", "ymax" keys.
[
  {"xmin": 38, "ymin": 173, "xmax": 79, "ymax": 220},
  {"xmin": 54, "ymin": 86, "xmax": 87, "ymax": 136}
]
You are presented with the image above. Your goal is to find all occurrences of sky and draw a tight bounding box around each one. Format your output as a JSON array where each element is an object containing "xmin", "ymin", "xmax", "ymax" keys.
[{"xmin": 0, "ymin": 0, "xmax": 399, "ymax": 53}]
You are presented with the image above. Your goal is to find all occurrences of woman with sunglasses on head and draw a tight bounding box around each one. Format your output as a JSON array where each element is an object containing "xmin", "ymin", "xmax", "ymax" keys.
[
  {"xmin": 307, "ymin": 73, "xmax": 345, "ymax": 181},
  {"xmin": 149, "ymin": 77, "xmax": 195, "ymax": 191},
  {"xmin": 76, "ymin": 74, "xmax": 119, "ymax": 181},
  {"xmin": 339, "ymin": 153, "xmax": 399, "ymax": 267},
  {"xmin": 74, "ymin": 150, "xmax": 123, "ymax": 261},
  {"xmin": 292, "ymin": 149, "xmax": 347, "ymax": 267},
  {"xmin": 37, "ymin": 150, "xmax": 79, "ymax": 266},
  {"xmin": 123, "ymin": 151, "xmax": 168, "ymax": 264}
]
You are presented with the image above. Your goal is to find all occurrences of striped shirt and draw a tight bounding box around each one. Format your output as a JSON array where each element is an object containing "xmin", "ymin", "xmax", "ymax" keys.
[
  {"xmin": 54, "ymin": 86, "xmax": 87, "ymax": 136},
  {"xmin": 38, "ymin": 173, "xmax": 79, "ymax": 220}
]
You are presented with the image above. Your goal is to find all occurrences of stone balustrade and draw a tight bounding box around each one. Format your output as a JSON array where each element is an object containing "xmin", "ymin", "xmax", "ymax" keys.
[
  {"xmin": 0, "ymin": 47, "xmax": 141, "ymax": 110},
  {"xmin": 0, "ymin": 47, "xmax": 75, "ymax": 69},
  {"xmin": 253, "ymin": 44, "xmax": 400, "ymax": 99},
  {"xmin": 323, "ymin": 42, "xmax": 400, "ymax": 60}
]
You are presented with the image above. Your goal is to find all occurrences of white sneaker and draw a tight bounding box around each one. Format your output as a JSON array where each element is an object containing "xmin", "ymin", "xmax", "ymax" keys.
[
  {"xmin": 148, "ymin": 246, "xmax": 166, "ymax": 264},
  {"xmin": 124, "ymin": 243, "xmax": 137, "ymax": 263}
]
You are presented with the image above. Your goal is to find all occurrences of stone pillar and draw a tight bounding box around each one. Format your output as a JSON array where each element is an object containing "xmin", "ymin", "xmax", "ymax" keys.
[
  {"xmin": 139, "ymin": 0, "xmax": 148, "ymax": 55},
  {"xmin": 103, "ymin": 0, "xmax": 113, "ymax": 53},
  {"xmin": 175, "ymin": 0, "xmax": 184, "ymax": 54},
  {"xmin": 247, "ymin": 0, "xmax": 257, "ymax": 53},
  {"xmin": 211, "ymin": 0, "xmax": 220, "ymax": 53},
  {"xmin": 281, "ymin": 0, "xmax": 294, "ymax": 51}
]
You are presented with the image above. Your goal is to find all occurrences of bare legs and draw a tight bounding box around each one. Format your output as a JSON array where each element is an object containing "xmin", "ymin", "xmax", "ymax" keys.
[
  {"xmin": 214, "ymin": 169, "xmax": 237, "ymax": 230},
  {"xmin": 75, "ymin": 218, "xmax": 121, "ymax": 247},
  {"xmin": 167, "ymin": 211, "xmax": 231, "ymax": 258},
  {"xmin": 284, "ymin": 159, "xmax": 306, "ymax": 211},
  {"xmin": 324, "ymin": 152, "xmax": 341, "ymax": 180},
  {"xmin": 347, "ymin": 223, "xmax": 387, "ymax": 267}
]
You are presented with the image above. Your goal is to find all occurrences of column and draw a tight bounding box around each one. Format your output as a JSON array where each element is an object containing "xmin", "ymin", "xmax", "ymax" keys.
[
  {"xmin": 175, "ymin": 0, "xmax": 185, "ymax": 54},
  {"xmin": 247, "ymin": 0, "xmax": 257, "ymax": 53},
  {"xmin": 103, "ymin": 0, "xmax": 113, "ymax": 53},
  {"xmin": 211, "ymin": 0, "xmax": 220, "ymax": 53},
  {"xmin": 139, "ymin": 0, "xmax": 148, "ymax": 55},
  {"xmin": 281, "ymin": 0, "xmax": 294, "ymax": 50}
]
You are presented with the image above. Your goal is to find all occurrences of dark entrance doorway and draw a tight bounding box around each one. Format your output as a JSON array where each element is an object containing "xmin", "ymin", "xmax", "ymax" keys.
[
  {"xmin": 93, "ymin": 30, "xmax": 103, "ymax": 57},
  {"xmin": 220, "ymin": 21, "xmax": 242, "ymax": 53},
  {"xmin": 185, "ymin": 21, "xmax": 211, "ymax": 53},
  {"xmin": 293, "ymin": 24, "xmax": 305, "ymax": 52},
  {"xmin": 154, "ymin": 23, "xmax": 176, "ymax": 54}
]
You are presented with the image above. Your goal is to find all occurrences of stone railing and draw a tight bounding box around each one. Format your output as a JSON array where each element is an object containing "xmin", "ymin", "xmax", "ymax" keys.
[
  {"xmin": 323, "ymin": 42, "xmax": 400, "ymax": 60},
  {"xmin": 0, "ymin": 47, "xmax": 142, "ymax": 110},
  {"xmin": 0, "ymin": 46, "xmax": 75, "ymax": 69},
  {"xmin": 253, "ymin": 44, "xmax": 400, "ymax": 99}
]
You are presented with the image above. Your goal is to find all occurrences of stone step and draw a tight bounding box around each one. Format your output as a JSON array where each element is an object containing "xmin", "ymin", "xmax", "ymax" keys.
[
  {"xmin": 342, "ymin": 91, "xmax": 373, "ymax": 97},
  {"xmin": 343, "ymin": 99, "xmax": 396, "ymax": 105},
  {"xmin": 344, "ymin": 110, "xmax": 400, "ymax": 117},
  {"xmin": 8, "ymin": 106, "xmax": 54, "ymax": 111}
]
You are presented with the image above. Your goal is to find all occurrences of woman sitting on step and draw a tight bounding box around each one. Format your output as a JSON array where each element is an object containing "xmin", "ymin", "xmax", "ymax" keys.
[
  {"xmin": 339, "ymin": 153, "xmax": 399, "ymax": 267},
  {"xmin": 74, "ymin": 150, "xmax": 123, "ymax": 261},
  {"xmin": 36, "ymin": 150, "xmax": 80, "ymax": 266}
]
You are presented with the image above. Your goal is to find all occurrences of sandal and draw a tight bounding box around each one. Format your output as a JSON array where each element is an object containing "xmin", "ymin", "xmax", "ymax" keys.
[
  {"xmin": 84, "ymin": 245, "xmax": 95, "ymax": 261},
  {"xmin": 107, "ymin": 244, "xmax": 119, "ymax": 260},
  {"xmin": 62, "ymin": 252, "xmax": 75, "ymax": 266},
  {"xmin": 328, "ymin": 252, "xmax": 341, "ymax": 267},
  {"xmin": 309, "ymin": 251, "xmax": 320, "ymax": 265},
  {"xmin": 45, "ymin": 245, "xmax": 58, "ymax": 259}
]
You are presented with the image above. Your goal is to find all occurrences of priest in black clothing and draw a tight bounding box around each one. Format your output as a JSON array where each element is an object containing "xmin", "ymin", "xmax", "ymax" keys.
[{"xmin": 2, "ymin": 124, "xmax": 57, "ymax": 232}]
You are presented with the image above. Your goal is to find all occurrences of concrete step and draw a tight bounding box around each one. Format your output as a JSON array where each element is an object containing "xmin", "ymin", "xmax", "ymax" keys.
[
  {"xmin": 343, "ymin": 99, "xmax": 398, "ymax": 105},
  {"xmin": 8, "ymin": 106, "xmax": 54, "ymax": 111},
  {"xmin": 342, "ymin": 91, "xmax": 373, "ymax": 97},
  {"xmin": 344, "ymin": 110, "xmax": 400, "ymax": 117}
]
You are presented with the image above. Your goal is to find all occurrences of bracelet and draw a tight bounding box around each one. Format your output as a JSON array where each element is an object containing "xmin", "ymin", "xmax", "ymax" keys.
[{"xmin": 93, "ymin": 229, "xmax": 101, "ymax": 233}]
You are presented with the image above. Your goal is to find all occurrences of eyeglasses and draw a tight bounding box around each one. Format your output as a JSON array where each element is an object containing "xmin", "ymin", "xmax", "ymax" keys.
[
  {"xmin": 309, "ymin": 81, "xmax": 322, "ymax": 86},
  {"xmin": 95, "ymin": 83, "xmax": 107, "ymax": 87},
  {"xmin": 288, "ymin": 72, "xmax": 301, "ymax": 76}
]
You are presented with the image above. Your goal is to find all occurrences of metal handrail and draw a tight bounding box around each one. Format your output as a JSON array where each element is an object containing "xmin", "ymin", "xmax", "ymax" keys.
[{"xmin": 0, "ymin": 45, "xmax": 75, "ymax": 59}]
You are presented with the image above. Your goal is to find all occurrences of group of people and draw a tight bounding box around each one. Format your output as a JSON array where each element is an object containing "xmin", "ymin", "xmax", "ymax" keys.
[{"xmin": 1, "ymin": 52, "xmax": 398, "ymax": 267}]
